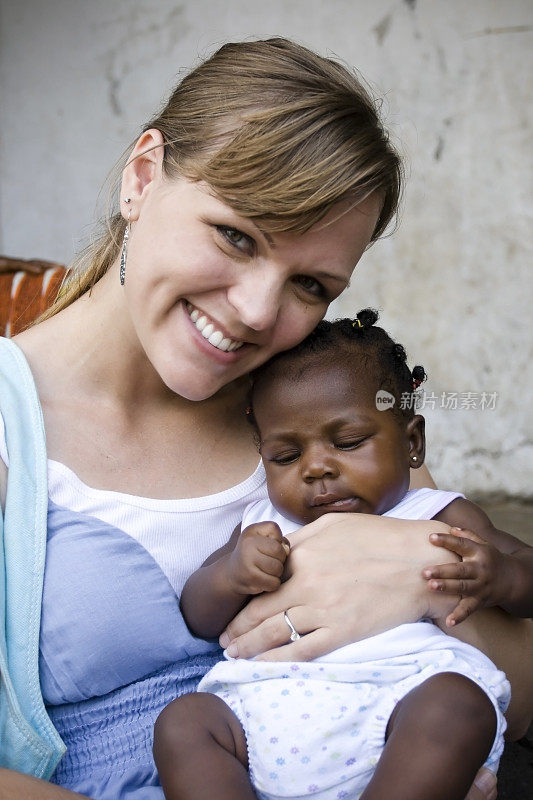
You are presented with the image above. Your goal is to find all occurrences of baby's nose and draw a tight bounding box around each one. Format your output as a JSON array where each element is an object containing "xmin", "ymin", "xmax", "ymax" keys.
[{"xmin": 302, "ymin": 452, "xmax": 340, "ymax": 482}]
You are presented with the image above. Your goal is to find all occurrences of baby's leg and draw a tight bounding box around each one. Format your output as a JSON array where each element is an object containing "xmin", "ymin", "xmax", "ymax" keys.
[
  {"xmin": 360, "ymin": 672, "xmax": 497, "ymax": 800},
  {"xmin": 153, "ymin": 693, "xmax": 255, "ymax": 800}
]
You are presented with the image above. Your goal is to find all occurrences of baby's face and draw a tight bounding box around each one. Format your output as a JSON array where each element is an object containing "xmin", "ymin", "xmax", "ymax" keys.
[{"xmin": 254, "ymin": 363, "xmax": 420, "ymax": 524}]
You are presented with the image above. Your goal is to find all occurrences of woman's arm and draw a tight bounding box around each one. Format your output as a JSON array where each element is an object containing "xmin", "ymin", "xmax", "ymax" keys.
[
  {"xmin": 0, "ymin": 769, "xmax": 88, "ymax": 798},
  {"xmin": 409, "ymin": 463, "xmax": 437, "ymax": 490},
  {"xmin": 219, "ymin": 513, "xmax": 533, "ymax": 739}
]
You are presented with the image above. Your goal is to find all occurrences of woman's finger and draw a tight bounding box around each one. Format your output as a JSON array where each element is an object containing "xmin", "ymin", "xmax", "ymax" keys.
[
  {"xmin": 255, "ymin": 627, "xmax": 334, "ymax": 662},
  {"xmin": 221, "ymin": 581, "xmax": 301, "ymax": 643},
  {"xmin": 464, "ymin": 767, "xmax": 497, "ymax": 800},
  {"xmin": 223, "ymin": 606, "xmax": 322, "ymax": 658}
]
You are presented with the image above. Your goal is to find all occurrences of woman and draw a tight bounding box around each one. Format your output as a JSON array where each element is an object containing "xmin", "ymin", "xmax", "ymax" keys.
[{"xmin": 0, "ymin": 38, "xmax": 530, "ymax": 800}]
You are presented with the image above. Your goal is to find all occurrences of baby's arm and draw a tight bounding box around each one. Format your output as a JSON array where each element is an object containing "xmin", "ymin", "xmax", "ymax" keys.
[
  {"xmin": 180, "ymin": 522, "xmax": 290, "ymax": 639},
  {"xmin": 424, "ymin": 498, "xmax": 533, "ymax": 626}
]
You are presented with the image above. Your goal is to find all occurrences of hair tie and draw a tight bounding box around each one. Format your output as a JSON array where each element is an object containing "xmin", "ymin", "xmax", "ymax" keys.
[
  {"xmin": 352, "ymin": 318, "xmax": 363, "ymax": 329},
  {"xmin": 412, "ymin": 366, "xmax": 427, "ymax": 391}
]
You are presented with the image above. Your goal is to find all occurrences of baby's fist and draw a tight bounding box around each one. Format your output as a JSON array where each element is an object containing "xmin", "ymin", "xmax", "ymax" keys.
[{"xmin": 228, "ymin": 521, "xmax": 290, "ymax": 595}]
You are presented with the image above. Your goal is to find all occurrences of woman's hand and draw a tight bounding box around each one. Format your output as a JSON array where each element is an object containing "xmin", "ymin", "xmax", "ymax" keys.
[
  {"xmin": 220, "ymin": 513, "xmax": 458, "ymax": 660},
  {"xmin": 465, "ymin": 768, "xmax": 497, "ymax": 800}
]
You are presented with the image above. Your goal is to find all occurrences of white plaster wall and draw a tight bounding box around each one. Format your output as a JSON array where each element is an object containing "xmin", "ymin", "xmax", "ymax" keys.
[{"xmin": 0, "ymin": 0, "xmax": 531, "ymax": 497}]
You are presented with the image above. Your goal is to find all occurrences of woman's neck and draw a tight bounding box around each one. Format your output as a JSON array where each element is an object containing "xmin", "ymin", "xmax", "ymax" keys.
[
  {"xmin": 14, "ymin": 268, "xmax": 249, "ymax": 420},
  {"xmin": 12, "ymin": 272, "xmax": 259, "ymax": 497}
]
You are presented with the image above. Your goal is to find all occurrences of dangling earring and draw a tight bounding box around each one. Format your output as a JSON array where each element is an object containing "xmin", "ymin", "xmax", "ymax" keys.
[{"xmin": 120, "ymin": 198, "xmax": 132, "ymax": 286}]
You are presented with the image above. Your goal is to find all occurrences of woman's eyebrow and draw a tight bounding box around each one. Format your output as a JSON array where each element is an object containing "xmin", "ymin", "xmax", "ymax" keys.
[
  {"xmin": 247, "ymin": 225, "xmax": 352, "ymax": 287},
  {"xmin": 253, "ymin": 224, "xmax": 275, "ymax": 248}
]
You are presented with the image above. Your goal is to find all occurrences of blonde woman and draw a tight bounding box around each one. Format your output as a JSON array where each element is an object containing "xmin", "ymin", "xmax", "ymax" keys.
[{"xmin": 0, "ymin": 38, "xmax": 530, "ymax": 800}]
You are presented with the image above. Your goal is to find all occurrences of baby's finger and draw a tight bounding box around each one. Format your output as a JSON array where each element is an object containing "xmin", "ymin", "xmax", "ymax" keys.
[
  {"xmin": 427, "ymin": 577, "xmax": 478, "ymax": 596},
  {"xmin": 256, "ymin": 521, "xmax": 284, "ymax": 540},
  {"xmin": 449, "ymin": 527, "xmax": 487, "ymax": 544},
  {"xmin": 429, "ymin": 531, "xmax": 484, "ymax": 557},
  {"xmin": 446, "ymin": 597, "xmax": 480, "ymax": 627},
  {"xmin": 256, "ymin": 536, "xmax": 290, "ymax": 564},
  {"xmin": 423, "ymin": 562, "xmax": 478, "ymax": 581},
  {"xmin": 255, "ymin": 552, "xmax": 285, "ymax": 578},
  {"xmin": 429, "ymin": 528, "xmax": 487, "ymax": 558}
]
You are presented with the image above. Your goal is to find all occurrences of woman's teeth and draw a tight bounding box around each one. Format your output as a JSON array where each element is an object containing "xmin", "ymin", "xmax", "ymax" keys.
[{"xmin": 186, "ymin": 303, "xmax": 244, "ymax": 352}]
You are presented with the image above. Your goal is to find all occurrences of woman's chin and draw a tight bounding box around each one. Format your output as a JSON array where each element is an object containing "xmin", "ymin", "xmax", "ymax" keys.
[
  {"xmin": 166, "ymin": 379, "xmax": 220, "ymax": 402},
  {"xmin": 162, "ymin": 370, "xmax": 239, "ymax": 403}
]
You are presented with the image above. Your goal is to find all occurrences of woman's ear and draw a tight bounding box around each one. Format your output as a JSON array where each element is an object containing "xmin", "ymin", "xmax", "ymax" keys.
[
  {"xmin": 119, "ymin": 129, "xmax": 166, "ymax": 221},
  {"xmin": 406, "ymin": 414, "xmax": 425, "ymax": 469}
]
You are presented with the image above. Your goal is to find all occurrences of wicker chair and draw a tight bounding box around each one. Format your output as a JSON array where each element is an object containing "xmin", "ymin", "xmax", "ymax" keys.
[{"xmin": 0, "ymin": 256, "xmax": 66, "ymax": 337}]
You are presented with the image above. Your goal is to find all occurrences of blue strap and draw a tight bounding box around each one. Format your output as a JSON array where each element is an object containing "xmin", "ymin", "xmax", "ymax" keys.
[{"xmin": 0, "ymin": 337, "xmax": 65, "ymax": 777}]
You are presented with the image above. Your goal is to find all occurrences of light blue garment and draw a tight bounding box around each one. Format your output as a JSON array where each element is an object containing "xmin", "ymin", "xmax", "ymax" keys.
[
  {"xmin": 0, "ymin": 337, "xmax": 65, "ymax": 777},
  {"xmin": 0, "ymin": 337, "xmax": 226, "ymax": 796}
]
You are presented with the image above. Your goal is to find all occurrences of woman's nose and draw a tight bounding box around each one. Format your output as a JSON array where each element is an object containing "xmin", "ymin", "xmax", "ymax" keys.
[
  {"xmin": 227, "ymin": 266, "xmax": 283, "ymax": 332},
  {"xmin": 301, "ymin": 450, "xmax": 340, "ymax": 482}
]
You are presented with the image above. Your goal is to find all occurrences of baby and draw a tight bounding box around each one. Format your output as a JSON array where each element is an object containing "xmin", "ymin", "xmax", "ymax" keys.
[{"xmin": 154, "ymin": 310, "xmax": 532, "ymax": 800}]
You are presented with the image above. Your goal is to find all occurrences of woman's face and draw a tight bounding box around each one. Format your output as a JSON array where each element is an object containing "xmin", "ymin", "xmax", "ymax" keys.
[{"xmin": 123, "ymin": 176, "xmax": 381, "ymax": 401}]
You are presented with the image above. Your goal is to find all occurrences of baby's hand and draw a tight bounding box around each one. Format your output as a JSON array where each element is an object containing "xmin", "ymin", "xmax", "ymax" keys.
[
  {"xmin": 423, "ymin": 528, "xmax": 511, "ymax": 627},
  {"xmin": 227, "ymin": 522, "xmax": 290, "ymax": 595}
]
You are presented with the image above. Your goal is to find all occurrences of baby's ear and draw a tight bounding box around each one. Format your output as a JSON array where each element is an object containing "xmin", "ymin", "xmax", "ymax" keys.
[{"xmin": 406, "ymin": 414, "xmax": 425, "ymax": 468}]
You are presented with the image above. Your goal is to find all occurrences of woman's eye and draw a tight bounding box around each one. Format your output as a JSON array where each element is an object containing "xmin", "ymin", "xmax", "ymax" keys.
[
  {"xmin": 294, "ymin": 275, "xmax": 327, "ymax": 299},
  {"xmin": 217, "ymin": 226, "xmax": 254, "ymax": 255}
]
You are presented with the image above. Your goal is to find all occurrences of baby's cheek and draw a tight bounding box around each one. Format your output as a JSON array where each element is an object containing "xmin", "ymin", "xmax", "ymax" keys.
[{"xmin": 269, "ymin": 482, "xmax": 306, "ymax": 525}]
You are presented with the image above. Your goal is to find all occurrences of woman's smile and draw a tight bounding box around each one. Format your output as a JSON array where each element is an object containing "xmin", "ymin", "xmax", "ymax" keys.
[{"xmin": 185, "ymin": 302, "xmax": 245, "ymax": 353}]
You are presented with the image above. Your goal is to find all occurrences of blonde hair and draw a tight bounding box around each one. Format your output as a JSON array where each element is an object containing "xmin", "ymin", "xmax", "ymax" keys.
[{"xmin": 44, "ymin": 38, "xmax": 402, "ymax": 319}]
